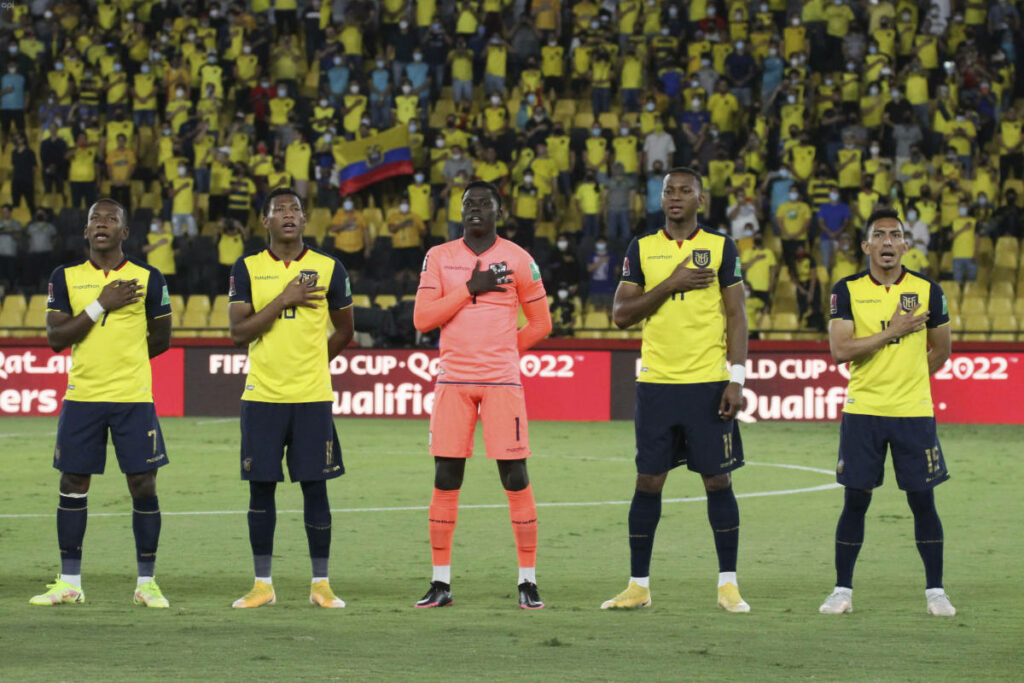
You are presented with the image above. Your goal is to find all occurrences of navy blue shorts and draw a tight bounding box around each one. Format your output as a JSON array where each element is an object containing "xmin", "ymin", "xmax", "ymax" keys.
[
  {"xmin": 240, "ymin": 401, "xmax": 344, "ymax": 482},
  {"xmin": 54, "ymin": 400, "xmax": 168, "ymax": 475},
  {"xmin": 634, "ymin": 382, "xmax": 744, "ymax": 476},
  {"xmin": 837, "ymin": 413, "xmax": 949, "ymax": 491}
]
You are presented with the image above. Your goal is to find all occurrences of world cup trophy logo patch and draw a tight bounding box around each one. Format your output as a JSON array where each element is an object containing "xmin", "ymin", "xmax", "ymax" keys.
[
  {"xmin": 299, "ymin": 270, "xmax": 319, "ymax": 287},
  {"xmin": 900, "ymin": 293, "xmax": 919, "ymax": 312},
  {"xmin": 691, "ymin": 249, "xmax": 711, "ymax": 267}
]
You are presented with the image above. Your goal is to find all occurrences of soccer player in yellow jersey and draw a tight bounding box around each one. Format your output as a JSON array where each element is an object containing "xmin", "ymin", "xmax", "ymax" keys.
[
  {"xmin": 601, "ymin": 168, "xmax": 750, "ymax": 613},
  {"xmin": 820, "ymin": 208, "xmax": 955, "ymax": 617},
  {"xmin": 31, "ymin": 199, "xmax": 173, "ymax": 609},
  {"xmin": 228, "ymin": 189, "xmax": 354, "ymax": 609}
]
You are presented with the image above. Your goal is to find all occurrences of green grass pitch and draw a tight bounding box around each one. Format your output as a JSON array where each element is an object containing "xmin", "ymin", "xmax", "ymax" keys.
[{"xmin": 0, "ymin": 418, "xmax": 1021, "ymax": 681}]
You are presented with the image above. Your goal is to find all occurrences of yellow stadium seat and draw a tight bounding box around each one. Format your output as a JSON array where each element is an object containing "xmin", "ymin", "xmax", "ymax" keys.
[
  {"xmin": 400, "ymin": 294, "xmax": 416, "ymax": 302},
  {"xmin": 351, "ymin": 294, "xmax": 371, "ymax": 308},
  {"xmin": 989, "ymin": 281, "xmax": 1015, "ymax": 299},
  {"xmin": 771, "ymin": 312, "xmax": 799, "ymax": 330},
  {"xmin": 212, "ymin": 294, "xmax": 230, "ymax": 312},
  {"xmin": 992, "ymin": 264, "xmax": 1016, "ymax": 283},
  {"xmin": 995, "ymin": 235, "xmax": 1019, "ymax": 258},
  {"xmin": 1014, "ymin": 297, "xmax": 1024, "ymax": 318},
  {"xmin": 948, "ymin": 314, "xmax": 963, "ymax": 335},
  {"xmin": 961, "ymin": 313, "xmax": 990, "ymax": 341},
  {"xmin": 960, "ymin": 297, "xmax": 986, "ymax": 315},
  {"xmin": 989, "ymin": 315, "xmax": 1018, "ymax": 341},
  {"xmin": 939, "ymin": 280, "xmax": 960, "ymax": 304},
  {"xmin": 573, "ymin": 112, "xmax": 595, "ymax": 129},
  {"xmin": 0, "ymin": 306, "xmax": 25, "ymax": 328},
  {"xmin": 208, "ymin": 309, "xmax": 230, "ymax": 329},
  {"xmin": 168, "ymin": 294, "xmax": 185, "ymax": 315},
  {"xmin": 582, "ymin": 311, "xmax": 612, "ymax": 329},
  {"xmin": 181, "ymin": 308, "xmax": 209, "ymax": 329},
  {"xmin": 185, "ymin": 295, "xmax": 211, "ymax": 316},
  {"xmin": 27, "ymin": 294, "xmax": 48, "ymax": 312},
  {"xmin": 1, "ymin": 294, "xmax": 27, "ymax": 315},
  {"xmin": 597, "ymin": 112, "xmax": 619, "ymax": 131},
  {"xmin": 946, "ymin": 295, "xmax": 960, "ymax": 315},
  {"xmin": 374, "ymin": 294, "xmax": 397, "ymax": 309},
  {"xmin": 961, "ymin": 281, "xmax": 987, "ymax": 300},
  {"xmin": 22, "ymin": 309, "xmax": 46, "ymax": 329},
  {"xmin": 994, "ymin": 244, "xmax": 1019, "ymax": 268},
  {"xmin": 553, "ymin": 99, "xmax": 577, "ymax": 118},
  {"xmin": 988, "ymin": 297, "xmax": 1013, "ymax": 316}
]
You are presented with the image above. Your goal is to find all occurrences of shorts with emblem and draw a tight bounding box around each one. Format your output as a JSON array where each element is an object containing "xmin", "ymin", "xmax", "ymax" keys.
[
  {"xmin": 54, "ymin": 400, "xmax": 169, "ymax": 474},
  {"xmin": 429, "ymin": 383, "xmax": 531, "ymax": 460},
  {"xmin": 837, "ymin": 413, "xmax": 948, "ymax": 491},
  {"xmin": 634, "ymin": 382, "xmax": 744, "ymax": 475},
  {"xmin": 240, "ymin": 400, "xmax": 344, "ymax": 482}
]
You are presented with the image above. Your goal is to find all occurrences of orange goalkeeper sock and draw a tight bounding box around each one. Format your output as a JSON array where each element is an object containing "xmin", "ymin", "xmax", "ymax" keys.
[
  {"xmin": 428, "ymin": 488, "xmax": 460, "ymax": 568},
  {"xmin": 506, "ymin": 484, "xmax": 538, "ymax": 570}
]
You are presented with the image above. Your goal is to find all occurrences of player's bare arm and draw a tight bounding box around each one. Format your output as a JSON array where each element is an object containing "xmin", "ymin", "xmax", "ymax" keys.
[
  {"xmin": 146, "ymin": 315, "xmax": 172, "ymax": 358},
  {"xmin": 829, "ymin": 303, "xmax": 928, "ymax": 364},
  {"xmin": 327, "ymin": 307, "xmax": 355, "ymax": 359},
  {"xmin": 229, "ymin": 275, "xmax": 325, "ymax": 346},
  {"xmin": 719, "ymin": 282, "xmax": 748, "ymax": 420},
  {"xmin": 926, "ymin": 323, "xmax": 952, "ymax": 375},
  {"xmin": 612, "ymin": 255, "xmax": 715, "ymax": 329},
  {"xmin": 46, "ymin": 278, "xmax": 144, "ymax": 351}
]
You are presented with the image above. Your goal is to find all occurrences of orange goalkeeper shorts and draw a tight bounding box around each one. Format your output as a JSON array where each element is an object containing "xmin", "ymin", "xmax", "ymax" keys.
[{"xmin": 428, "ymin": 383, "xmax": 531, "ymax": 460}]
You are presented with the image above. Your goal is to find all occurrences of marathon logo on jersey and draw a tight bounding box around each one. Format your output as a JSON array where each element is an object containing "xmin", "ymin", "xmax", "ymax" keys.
[
  {"xmin": 47, "ymin": 282, "xmax": 54, "ymax": 304},
  {"xmin": 830, "ymin": 293, "xmax": 838, "ymax": 316},
  {"xmin": 229, "ymin": 276, "xmax": 236, "ymax": 297},
  {"xmin": 692, "ymin": 249, "xmax": 711, "ymax": 267},
  {"xmin": 489, "ymin": 261, "xmax": 512, "ymax": 284},
  {"xmin": 299, "ymin": 269, "xmax": 319, "ymax": 287},
  {"xmin": 900, "ymin": 293, "xmax": 919, "ymax": 312}
]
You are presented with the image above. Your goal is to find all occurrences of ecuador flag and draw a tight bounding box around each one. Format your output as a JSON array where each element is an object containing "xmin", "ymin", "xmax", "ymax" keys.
[{"xmin": 335, "ymin": 125, "xmax": 414, "ymax": 194}]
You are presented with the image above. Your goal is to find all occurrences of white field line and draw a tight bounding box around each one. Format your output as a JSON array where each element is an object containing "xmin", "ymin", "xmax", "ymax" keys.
[{"xmin": 0, "ymin": 463, "xmax": 839, "ymax": 519}]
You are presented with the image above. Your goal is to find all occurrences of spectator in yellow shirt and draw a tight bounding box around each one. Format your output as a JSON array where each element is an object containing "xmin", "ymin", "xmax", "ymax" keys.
[
  {"xmin": 328, "ymin": 198, "xmax": 371, "ymax": 277},
  {"xmin": 574, "ymin": 173, "xmax": 603, "ymax": 237},
  {"xmin": 105, "ymin": 134, "xmax": 136, "ymax": 212},
  {"xmin": 774, "ymin": 186, "xmax": 812, "ymax": 278},
  {"xmin": 387, "ymin": 200, "xmax": 427, "ymax": 282},
  {"xmin": 142, "ymin": 218, "xmax": 178, "ymax": 292}
]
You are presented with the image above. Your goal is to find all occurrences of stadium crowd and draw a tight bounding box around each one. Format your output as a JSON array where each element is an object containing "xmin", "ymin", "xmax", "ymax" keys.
[{"xmin": 0, "ymin": 0, "xmax": 1022, "ymax": 340}]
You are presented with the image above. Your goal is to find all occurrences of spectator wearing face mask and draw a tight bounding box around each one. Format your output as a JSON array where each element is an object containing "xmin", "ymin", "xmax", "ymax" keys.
[
  {"xmin": 816, "ymin": 189, "xmax": 851, "ymax": 270},
  {"xmin": 387, "ymin": 198, "xmax": 428, "ymax": 283},
  {"xmin": 443, "ymin": 145, "xmax": 476, "ymax": 185},
  {"xmin": 950, "ymin": 199, "xmax": 979, "ymax": 284},
  {"xmin": 368, "ymin": 56, "xmax": 394, "ymax": 129},
  {"xmin": 0, "ymin": 59, "xmax": 27, "ymax": 140},
  {"xmin": 142, "ymin": 218, "xmax": 179, "ymax": 293},
  {"xmin": 329, "ymin": 198, "xmax": 371, "ymax": 277},
  {"xmin": 169, "ymin": 162, "xmax": 197, "ymax": 237},
  {"xmin": 23, "ymin": 210, "xmax": 58, "ymax": 289},
  {"xmin": 484, "ymin": 34, "xmax": 509, "ymax": 97},
  {"xmin": 602, "ymin": 162, "xmax": 638, "ymax": 248},
  {"xmin": 574, "ymin": 173, "xmax": 603, "ymax": 238},
  {"xmin": 774, "ymin": 186, "xmax": 812, "ymax": 278},
  {"xmin": 549, "ymin": 285, "xmax": 577, "ymax": 338},
  {"xmin": 585, "ymin": 238, "xmax": 618, "ymax": 322},
  {"xmin": 545, "ymin": 234, "xmax": 583, "ymax": 295},
  {"xmin": 645, "ymin": 160, "xmax": 667, "ymax": 232},
  {"xmin": 511, "ymin": 171, "xmax": 540, "ymax": 250}
]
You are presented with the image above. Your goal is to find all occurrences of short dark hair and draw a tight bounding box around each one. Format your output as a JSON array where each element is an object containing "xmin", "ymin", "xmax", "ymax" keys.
[
  {"xmin": 88, "ymin": 198, "xmax": 127, "ymax": 224},
  {"xmin": 863, "ymin": 207, "xmax": 903, "ymax": 239},
  {"xmin": 261, "ymin": 187, "xmax": 304, "ymax": 217},
  {"xmin": 461, "ymin": 180, "xmax": 502, "ymax": 210},
  {"xmin": 664, "ymin": 166, "xmax": 703, "ymax": 192}
]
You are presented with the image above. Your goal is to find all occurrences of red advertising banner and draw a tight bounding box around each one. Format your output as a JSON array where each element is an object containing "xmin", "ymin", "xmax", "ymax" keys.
[
  {"xmin": 193, "ymin": 349, "xmax": 611, "ymax": 420},
  {"xmin": 0, "ymin": 347, "xmax": 185, "ymax": 417},
  {"xmin": 733, "ymin": 353, "xmax": 1023, "ymax": 424}
]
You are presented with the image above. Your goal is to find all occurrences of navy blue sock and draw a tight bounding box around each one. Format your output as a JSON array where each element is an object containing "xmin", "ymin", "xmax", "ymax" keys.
[
  {"xmin": 248, "ymin": 481, "xmax": 277, "ymax": 577},
  {"xmin": 57, "ymin": 494, "xmax": 87, "ymax": 576},
  {"xmin": 132, "ymin": 495, "xmax": 161, "ymax": 577},
  {"xmin": 706, "ymin": 486, "xmax": 740, "ymax": 573},
  {"xmin": 628, "ymin": 489, "xmax": 661, "ymax": 578},
  {"xmin": 906, "ymin": 489, "xmax": 944, "ymax": 589},
  {"xmin": 835, "ymin": 488, "xmax": 872, "ymax": 588},
  {"xmin": 301, "ymin": 480, "xmax": 331, "ymax": 577}
]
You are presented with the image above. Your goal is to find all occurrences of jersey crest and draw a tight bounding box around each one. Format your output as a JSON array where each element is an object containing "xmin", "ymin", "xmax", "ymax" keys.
[
  {"xmin": 900, "ymin": 293, "xmax": 918, "ymax": 312},
  {"xmin": 299, "ymin": 269, "xmax": 319, "ymax": 286},
  {"xmin": 692, "ymin": 249, "xmax": 711, "ymax": 267}
]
